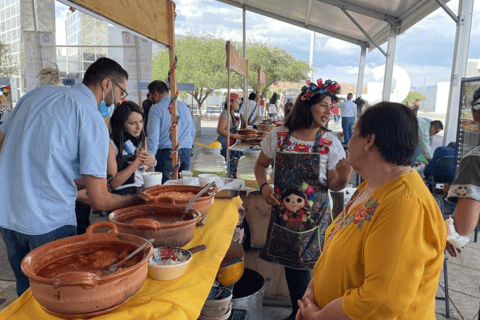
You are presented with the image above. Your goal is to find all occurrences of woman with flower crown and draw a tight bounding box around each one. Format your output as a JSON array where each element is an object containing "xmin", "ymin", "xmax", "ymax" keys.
[
  {"xmin": 254, "ymin": 79, "xmax": 352, "ymax": 320},
  {"xmin": 295, "ymin": 102, "xmax": 446, "ymax": 320}
]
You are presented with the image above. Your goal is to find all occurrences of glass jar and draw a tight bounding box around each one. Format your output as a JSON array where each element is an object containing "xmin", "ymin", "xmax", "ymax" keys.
[
  {"xmin": 192, "ymin": 148, "xmax": 227, "ymax": 177},
  {"xmin": 237, "ymin": 149, "xmax": 272, "ymax": 187}
]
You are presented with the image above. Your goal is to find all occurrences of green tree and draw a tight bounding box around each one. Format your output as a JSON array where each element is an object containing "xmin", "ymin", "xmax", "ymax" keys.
[
  {"xmin": 0, "ymin": 42, "xmax": 18, "ymax": 78},
  {"xmin": 245, "ymin": 41, "xmax": 311, "ymax": 94},
  {"xmin": 152, "ymin": 33, "xmax": 311, "ymax": 109},
  {"xmin": 403, "ymin": 91, "xmax": 426, "ymax": 105}
]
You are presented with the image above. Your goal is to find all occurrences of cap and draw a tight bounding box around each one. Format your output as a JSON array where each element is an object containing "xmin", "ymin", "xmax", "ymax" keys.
[{"xmin": 229, "ymin": 93, "xmax": 239, "ymax": 101}]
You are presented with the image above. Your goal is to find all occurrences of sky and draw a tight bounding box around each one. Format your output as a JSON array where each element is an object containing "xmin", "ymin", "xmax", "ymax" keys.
[{"xmin": 55, "ymin": 0, "xmax": 480, "ymax": 88}]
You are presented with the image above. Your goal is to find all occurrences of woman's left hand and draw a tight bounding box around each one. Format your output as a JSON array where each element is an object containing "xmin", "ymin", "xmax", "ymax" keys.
[
  {"xmin": 336, "ymin": 151, "xmax": 353, "ymax": 180},
  {"xmin": 296, "ymin": 297, "xmax": 322, "ymax": 320}
]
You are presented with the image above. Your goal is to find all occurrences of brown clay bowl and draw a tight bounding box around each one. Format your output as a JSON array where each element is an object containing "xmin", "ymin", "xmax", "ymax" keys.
[
  {"xmin": 108, "ymin": 205, "xmax": 201, "ymax": 247},
  {"xmin": 21, "ymin": 221, "xmax": 153, "ymax": 315},
  {"xmin": 138, "ymin": 185, "xmax": 218, "ymax": 216}
]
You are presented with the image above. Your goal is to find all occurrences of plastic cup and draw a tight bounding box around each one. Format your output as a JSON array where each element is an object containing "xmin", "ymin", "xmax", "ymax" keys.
[
  {"xmin": 198, "ymin": 174, "xmax": 218, "ymax": 187},
  {"xmin": 143, "ymin": 172, "xmax": 163, "ymax": 188}
]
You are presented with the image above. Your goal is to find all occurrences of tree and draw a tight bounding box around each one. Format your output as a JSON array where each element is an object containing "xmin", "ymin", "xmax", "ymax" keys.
[
  {"xmin": 152, "ymin": 33, "xmax": 311, "ymax": 109},
  {"xmin": 245, "ymin": 41, "xmax": 311, "ymax": 93},
  {"xmin": 403, "ymin": 91, "xmax": 426, "ymax": 105},
  {"xmin": 0, "ymin": 42, "xmax": 18, "ymax": 78}
]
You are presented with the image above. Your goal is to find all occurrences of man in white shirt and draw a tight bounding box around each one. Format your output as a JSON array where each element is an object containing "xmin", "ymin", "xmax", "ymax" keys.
[{"xmin": 338, "ymin": 93, "xmax": 357, "ymax": 144}]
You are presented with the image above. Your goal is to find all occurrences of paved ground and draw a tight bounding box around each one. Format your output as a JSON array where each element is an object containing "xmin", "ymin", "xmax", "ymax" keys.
[{"xmin": 1, "ymin": 118, "xmax": 478, "ymax": 320}]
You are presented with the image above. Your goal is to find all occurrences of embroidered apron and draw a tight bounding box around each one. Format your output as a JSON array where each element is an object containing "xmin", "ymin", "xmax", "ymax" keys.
[{"xmin": 260, "ymin": 130, "xmax": 332, "ymax": 269}]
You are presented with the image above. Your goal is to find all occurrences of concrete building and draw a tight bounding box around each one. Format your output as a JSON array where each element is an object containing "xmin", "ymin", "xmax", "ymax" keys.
[{"xmin": 0, "ymin": 0, "xmax": 55, "ymax": 103}]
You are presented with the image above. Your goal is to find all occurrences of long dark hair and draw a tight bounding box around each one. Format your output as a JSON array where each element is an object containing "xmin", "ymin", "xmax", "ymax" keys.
[
  {"xmin": 285, "ymin": 91, "xmax": 337, "ymax": 131},
  {"xmin": 109, "ymin": 101, "xmax": 145, "ymax": 156}
]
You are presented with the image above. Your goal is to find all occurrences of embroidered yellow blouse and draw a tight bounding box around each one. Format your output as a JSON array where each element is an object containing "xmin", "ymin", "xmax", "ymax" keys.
[{"xmin": 313, "ymin": 170, "xmax": 446, "ymax": 319}]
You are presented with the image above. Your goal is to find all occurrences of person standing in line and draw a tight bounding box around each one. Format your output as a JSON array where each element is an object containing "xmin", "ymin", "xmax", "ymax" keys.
[
  {"xmin": 0, "ymin": 57, "xmax": 140, "ymax": 297},
  {"xmin": 337, "ymin": 93, "xmax": 357, "ymax": 144},
  {"xmin": 239, "ymin": 92, "xmax": 260, "ymax": 129},
  {"xmin": 146, "ymin": 80, "xmax": 195, "ymax": 183}
]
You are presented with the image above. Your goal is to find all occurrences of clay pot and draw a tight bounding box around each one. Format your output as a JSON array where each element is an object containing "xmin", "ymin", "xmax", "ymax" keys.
[
  {"xmin": 108, "ymin": 205, "xmax": 201, "ymax": 247},
  {"xmin": 138, "ymin": 185, "xmax": 218, "ymax": 216},
  {"xmin": 21, "ymin": 222, "xmax": 153, "ymax": 316}
]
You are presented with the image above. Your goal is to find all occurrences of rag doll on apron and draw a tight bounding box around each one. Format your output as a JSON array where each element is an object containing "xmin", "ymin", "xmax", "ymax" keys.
[{"xmin": 260, "ymin": 129, "xmax": 332, "ymax": 269}]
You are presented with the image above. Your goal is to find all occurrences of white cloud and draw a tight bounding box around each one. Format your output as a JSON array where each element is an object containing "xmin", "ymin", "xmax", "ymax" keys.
[{"xmin": 324, "ymin": 38, "xmax": 357, "ymax": 54}]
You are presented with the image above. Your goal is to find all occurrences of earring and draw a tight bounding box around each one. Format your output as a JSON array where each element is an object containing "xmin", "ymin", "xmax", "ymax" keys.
[{"xmin": 364, "ymin": 147, "xmax": 368, "ymax": 152}]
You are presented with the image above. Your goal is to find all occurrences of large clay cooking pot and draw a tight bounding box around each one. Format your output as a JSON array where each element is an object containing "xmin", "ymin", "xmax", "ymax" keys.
[
  {"xmin": 21, "ymin": 222, "xmax": 153, "ymax": 316},
  {"xmin": 108, "ymin": 205, "xmax": 201, "ymax": 247},
  {"xmin": 138, "ymin": 185, "xmax": 218, "ymax": 216}
]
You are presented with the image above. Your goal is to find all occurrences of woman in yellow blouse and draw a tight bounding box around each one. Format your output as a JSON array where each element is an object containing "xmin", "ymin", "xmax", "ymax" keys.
[{"xmin": 296, "ymin": 102, "xmax": 446, "ymax": 320}]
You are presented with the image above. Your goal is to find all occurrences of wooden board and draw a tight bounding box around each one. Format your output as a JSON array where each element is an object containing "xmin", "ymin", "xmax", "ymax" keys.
[
  {"xmin": 241, "ymin": 192, "xmax": 270, "ymax": 247},
  {"xmin": 68, "ymin": 0, "xmax": 170, "ymax": 46},
  {"xmin": 226, "ymin": 41, "xmax": 248, "ymax": 78}
]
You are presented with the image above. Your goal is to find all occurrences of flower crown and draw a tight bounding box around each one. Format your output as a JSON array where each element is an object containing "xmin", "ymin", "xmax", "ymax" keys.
[{"xmin": 301, "ymin": 79, "xmax": 341, "ymax": 103}]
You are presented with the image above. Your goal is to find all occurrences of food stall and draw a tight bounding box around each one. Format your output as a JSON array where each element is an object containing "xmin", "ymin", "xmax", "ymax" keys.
[{"xmin": 1, "ymin": 197, "xmax": 242, "ymax": 319}]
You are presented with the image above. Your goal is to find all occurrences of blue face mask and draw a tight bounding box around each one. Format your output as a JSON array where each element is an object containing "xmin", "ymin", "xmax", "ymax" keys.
[{"xmin": 98, "ymin": 86, "xmax": 115, "ymax": 118}]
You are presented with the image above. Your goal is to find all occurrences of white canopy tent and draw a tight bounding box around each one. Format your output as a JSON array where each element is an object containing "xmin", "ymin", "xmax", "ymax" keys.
[{"xmin": 216, "ymin": 0, "xmax": 474, "ymax": 145}]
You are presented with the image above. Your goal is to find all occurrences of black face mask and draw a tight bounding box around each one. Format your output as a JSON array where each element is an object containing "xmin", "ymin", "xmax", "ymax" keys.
[{"xmin": 123, "ymin": 130, "xmax": 140, "ymax": 147}]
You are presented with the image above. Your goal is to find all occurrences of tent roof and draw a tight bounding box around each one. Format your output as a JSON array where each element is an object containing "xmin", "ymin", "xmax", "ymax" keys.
[{"xmin": 216, "ymin": 0, "xmax": 450, "ymax": 50}]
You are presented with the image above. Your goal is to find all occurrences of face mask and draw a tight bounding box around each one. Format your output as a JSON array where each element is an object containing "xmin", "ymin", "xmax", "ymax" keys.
[{"xmin": 98, "ymin": 86, "xmax": 115, "ymax": 118}]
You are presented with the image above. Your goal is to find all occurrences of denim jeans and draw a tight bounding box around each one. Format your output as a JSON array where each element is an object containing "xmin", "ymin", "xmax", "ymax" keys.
[
  {"xmin": 1, "ymin": 225, "xmax": 77, "ymax": 296},
  {"xmin": 284, "ymin": 267, "xmax": 311, "ymax": 318},
  {"xmin": 218, "ymin": 136, "xmax": 244, "ymax": 178},
  {"xmin": 154, "ymin": 148, "xmax": 192, "ymax": 183},
  {"xmin": 341, "ymin": 116, "xmax": 355, "ymax": 144}
]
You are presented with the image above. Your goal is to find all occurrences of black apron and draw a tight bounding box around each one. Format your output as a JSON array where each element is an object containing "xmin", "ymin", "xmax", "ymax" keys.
[{"xmin": 260, "ymin": 129, "xmax": 332, "ymax": 269}]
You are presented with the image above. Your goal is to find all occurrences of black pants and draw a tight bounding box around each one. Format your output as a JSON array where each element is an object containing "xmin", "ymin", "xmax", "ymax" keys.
[
  {"xmin": 75, "ymin": 202, "xmax": 91, "ymax": 235},
  {"xmin": 284, "ymin": 267, "xmax": 311, "ymax": 318}
]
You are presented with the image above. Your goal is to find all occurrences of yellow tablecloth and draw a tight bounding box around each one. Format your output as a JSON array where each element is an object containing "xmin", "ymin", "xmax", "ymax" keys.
[{"xmin": 0, "ymin": 197, "xmax": 242, "ymax": 320}]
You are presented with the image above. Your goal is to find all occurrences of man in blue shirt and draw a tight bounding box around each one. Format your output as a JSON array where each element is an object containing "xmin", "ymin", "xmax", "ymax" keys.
[
  {"xmin": 337, "ymin": 93, "xmax": 357, "ymax": 144},
  {"xmin": 0, "ymin": 57, "xmax": 140, "ymax": 296},
  {"xmin": 424, "ymin": 141, "xmax": 456, "ymax": 182},
  {"xmin": 146, "ymin": 80, "xmax": 195, "ymax": 183}
]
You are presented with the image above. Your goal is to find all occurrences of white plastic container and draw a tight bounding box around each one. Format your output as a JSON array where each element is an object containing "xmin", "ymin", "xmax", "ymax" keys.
[{"xmin": 143, "ymin": 172, "xmax": 163, "ymax": 188}]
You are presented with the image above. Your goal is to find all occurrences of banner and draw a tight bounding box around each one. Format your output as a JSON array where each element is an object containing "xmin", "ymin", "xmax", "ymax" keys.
[
  {"xmin": 123, "ymin": 32, "xmax": 152, "ymax": 105},
  {"xmin": 24, "ymin": 31, "xmax": 55, "ymax": 92}
]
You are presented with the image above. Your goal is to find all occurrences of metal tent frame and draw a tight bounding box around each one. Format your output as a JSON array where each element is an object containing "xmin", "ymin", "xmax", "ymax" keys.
[{"xmin": 217, "ymin": 0, "xmax": 474, "ymax": 145}]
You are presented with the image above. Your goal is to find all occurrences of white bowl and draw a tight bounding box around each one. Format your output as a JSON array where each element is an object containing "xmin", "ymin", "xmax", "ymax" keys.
[{"xmin": 148, "ymin": 247, "xmax": 192, "ymax": 280}]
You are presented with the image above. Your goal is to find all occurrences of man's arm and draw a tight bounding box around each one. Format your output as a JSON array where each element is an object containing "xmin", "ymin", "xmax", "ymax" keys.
[
  {"xmin": 146, "ymin": 106, "xmax": 160, "ymax": 157},
  {"xmin": 84, "ymin": 175, "xmax": 139, "ymax": 211}
]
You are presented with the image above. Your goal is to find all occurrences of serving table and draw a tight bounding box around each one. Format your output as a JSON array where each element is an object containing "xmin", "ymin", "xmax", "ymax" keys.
[{"xmin": 0, "ymin": 197, "xmax": 242, "ymax": 320}]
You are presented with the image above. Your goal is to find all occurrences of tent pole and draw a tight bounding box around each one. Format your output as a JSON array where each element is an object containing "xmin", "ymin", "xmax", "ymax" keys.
[
  {"xmin": 167, "ymin": 0, "xmax": 179, "ymax": 180},
  {"xmin": 135, "ymin": 36, "xmax": 142, "ymax": 106},
  {"xmin": 356, "ymin": 45, "xmax": 366, "ymax": 99},
  {"xmin": 31, "ymin": 0, "xmax": 42, "ymax": 71},
  {"xmin": 443, "ymin": 0, "xmax": 474, "ymax": 146},
  {"xmin": 382, "ymin": 23, "xmax": 398, "ymax": 101},
  {"xmin": 242, "ymin": 7, "xmax": 248, "ymax": 128}
]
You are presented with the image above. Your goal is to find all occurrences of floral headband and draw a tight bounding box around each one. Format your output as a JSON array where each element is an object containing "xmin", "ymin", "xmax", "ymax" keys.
[{"xmin": 301, "ymin": 79, "xmax": 341, "ymax": 104}]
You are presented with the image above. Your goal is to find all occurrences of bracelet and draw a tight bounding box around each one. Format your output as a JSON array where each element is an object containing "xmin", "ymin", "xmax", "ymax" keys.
[
  {"xmin": 149, "ymin": 160, "xmax": 157, "ymax": 168},
  {"xmin": 259, "ymin": 182, "xmax": 269, "ymax": 191}
]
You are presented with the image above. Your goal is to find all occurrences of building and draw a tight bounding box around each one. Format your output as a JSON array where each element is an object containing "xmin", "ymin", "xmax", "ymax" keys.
[{"xmin": 0, "ymin": 0, "xmax": 55, "ymax": 103}]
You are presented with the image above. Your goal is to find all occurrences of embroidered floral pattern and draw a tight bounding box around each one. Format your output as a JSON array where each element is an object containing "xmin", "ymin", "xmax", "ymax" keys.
[
  {"xmin": 324, "ymin": 195, "xmax": 379, "ymax": 250},
  {"xmin": 448, "ymin": 184, "xmax": 480, "ymax": 202},
  {"xmin": 276, "ymin": 131, "xmax": 333, "ymax": 155}
]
